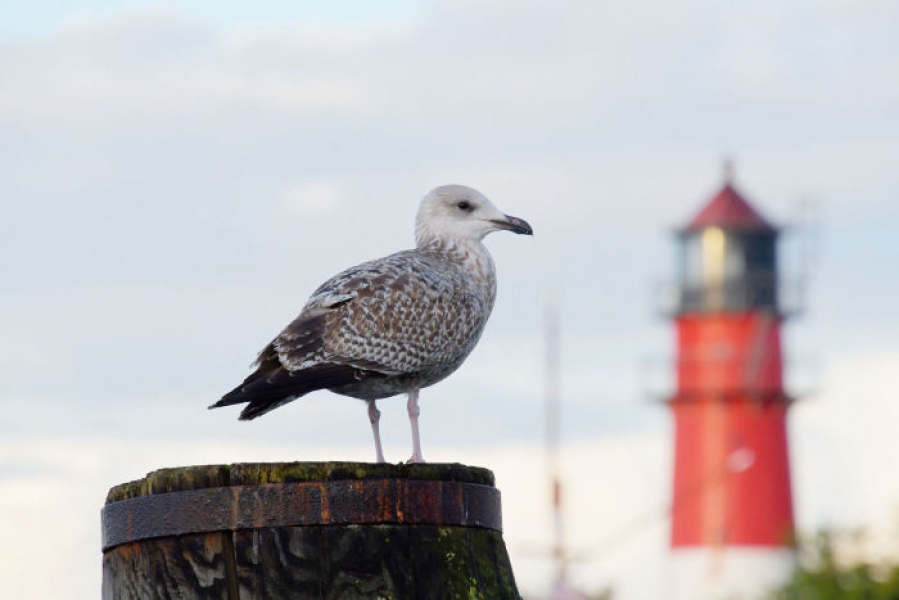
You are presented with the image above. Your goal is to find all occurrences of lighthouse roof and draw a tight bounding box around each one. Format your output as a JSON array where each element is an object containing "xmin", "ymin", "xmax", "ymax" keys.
[{"xmin": 682, "ymin": 183, "xmax": 777, "ymax": 233}]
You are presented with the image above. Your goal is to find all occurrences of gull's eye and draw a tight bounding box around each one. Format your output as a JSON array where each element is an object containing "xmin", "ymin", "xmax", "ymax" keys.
[{"xmin": 457, "ymin": 200, "xmax": 473, "ymax": 212}]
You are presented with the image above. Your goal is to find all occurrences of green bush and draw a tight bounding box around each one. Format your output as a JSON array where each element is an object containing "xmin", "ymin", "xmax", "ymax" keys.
[{"xmin": 772, "ymin": 530, "xmax": 899, "ymax": 600}]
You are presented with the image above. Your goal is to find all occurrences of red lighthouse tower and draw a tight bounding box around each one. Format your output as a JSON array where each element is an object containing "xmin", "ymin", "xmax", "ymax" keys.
[{"xmin": 668, "ymin": 171, "xmax": 796, "ymax": 599}]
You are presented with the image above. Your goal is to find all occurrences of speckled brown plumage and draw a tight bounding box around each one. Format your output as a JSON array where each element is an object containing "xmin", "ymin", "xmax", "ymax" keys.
[{"xmin": 211, "ymin": 184, "xmax": 532, "ymax": 462}]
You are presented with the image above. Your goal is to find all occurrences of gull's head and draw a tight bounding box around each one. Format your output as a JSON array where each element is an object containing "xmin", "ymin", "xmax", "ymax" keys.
[{"xmin": 415, "ymin": 184, "xmax": 533, "ymax": 249}]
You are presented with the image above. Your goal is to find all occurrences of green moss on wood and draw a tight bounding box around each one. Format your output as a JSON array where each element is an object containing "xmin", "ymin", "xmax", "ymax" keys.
[
  {"xmin": 229, "ymin": 461, "xmax": 493, "ymax": 486},
  {"xmin": 107, "ymin": 462, "xmax": 494, "ymax": 504},
  {"xmin": 105, "ymin": 464, "xmax": 231, "ymax": 504}
]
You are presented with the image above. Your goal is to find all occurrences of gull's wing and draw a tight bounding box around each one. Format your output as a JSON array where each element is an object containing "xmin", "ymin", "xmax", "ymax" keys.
[{"xmin": 211, "ymin": 251, "xmax": 489, "ymax": 419}]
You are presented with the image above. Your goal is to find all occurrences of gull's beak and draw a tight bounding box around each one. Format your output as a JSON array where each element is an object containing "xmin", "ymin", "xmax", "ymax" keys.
[{"xmin": 489, "ymin": 214, "xmax": 533, "ymax": 236}]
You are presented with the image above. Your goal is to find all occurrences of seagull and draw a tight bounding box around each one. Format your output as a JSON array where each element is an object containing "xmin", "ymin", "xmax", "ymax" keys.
[{"xmin": 210, "ymin": 184, "xmax": 533, "ymax": 463}]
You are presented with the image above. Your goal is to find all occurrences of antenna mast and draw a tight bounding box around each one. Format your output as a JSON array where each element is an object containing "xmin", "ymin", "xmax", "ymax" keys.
[{"xmin": 545, "ymin": 294, "xmax": 567, "ymax": 591}]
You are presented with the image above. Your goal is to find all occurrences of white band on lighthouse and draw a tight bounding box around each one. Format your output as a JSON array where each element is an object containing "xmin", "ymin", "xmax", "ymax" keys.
[{"xmin": 670, "ymin": 547, "xmax": 797, "ymax": 600}]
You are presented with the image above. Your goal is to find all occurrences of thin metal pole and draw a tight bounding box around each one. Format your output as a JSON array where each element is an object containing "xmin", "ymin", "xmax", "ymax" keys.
[{"xmin": 545, "ymin": 292, "xmax": 566, "ymax": 589}]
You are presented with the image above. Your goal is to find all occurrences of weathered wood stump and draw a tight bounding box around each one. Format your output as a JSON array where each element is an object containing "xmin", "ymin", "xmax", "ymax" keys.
[{"xmin": 101, "ymin": 462, "xmax": 519, "ymax": 599}]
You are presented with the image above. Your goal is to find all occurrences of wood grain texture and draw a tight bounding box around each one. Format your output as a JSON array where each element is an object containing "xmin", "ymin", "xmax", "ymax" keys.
[
  {"xmin": 102, "ymin": 533, "xmax": 233, "ymax": 600},
  {"xmin": 102, "ymin": 462, "xmax": 519, "ymax": 600}
]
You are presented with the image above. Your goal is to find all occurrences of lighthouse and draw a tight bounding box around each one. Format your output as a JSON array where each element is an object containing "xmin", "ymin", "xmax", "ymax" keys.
[{"xmin": 668, "ymin": 170, "xmax": 797, "ymax": 599}]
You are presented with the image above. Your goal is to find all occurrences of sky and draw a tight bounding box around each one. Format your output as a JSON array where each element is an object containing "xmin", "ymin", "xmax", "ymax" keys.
[{"xmin": 1, "ymin": 1, "xmax": 898, "ymax": 598}]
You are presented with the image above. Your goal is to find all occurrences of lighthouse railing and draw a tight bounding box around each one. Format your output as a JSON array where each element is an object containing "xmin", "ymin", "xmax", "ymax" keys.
[
  {"xmin": 654, "ymin": 276, "xmax": 805, "ymax": 317},
  {"xmin": 638, "ymin": 353, "xmax": 819, "ymax": 402}
]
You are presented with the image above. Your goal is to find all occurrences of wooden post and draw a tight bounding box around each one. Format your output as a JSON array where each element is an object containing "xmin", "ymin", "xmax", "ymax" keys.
[{"xmin": 101, "ymin": 462, "xmax": 519, "ymax": 599}]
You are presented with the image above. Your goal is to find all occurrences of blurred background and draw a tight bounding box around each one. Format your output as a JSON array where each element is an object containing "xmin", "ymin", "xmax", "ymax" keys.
[{"xmin": 1, "ymin": 1, "xmax": 898, "ymax": 598}]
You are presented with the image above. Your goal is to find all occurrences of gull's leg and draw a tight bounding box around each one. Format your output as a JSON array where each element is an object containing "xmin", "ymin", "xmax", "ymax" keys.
[
  {"xmin": 367, "ymin": 400, "xmax": 386, "ymax": 463},
  {"xmin": 406, "ymin": 389, "xmax": 425, "ymax": 463}
]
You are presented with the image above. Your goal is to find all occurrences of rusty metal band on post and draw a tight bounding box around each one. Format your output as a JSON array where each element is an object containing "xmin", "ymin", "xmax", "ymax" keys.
[{"xmin": 101, "ymin": 479, "xmax": 501, "ymax": 551}]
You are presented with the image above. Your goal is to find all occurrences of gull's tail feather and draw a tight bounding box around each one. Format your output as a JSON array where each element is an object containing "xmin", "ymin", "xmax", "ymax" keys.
[{"xmin": 209, "ymin": 363, "xmax": 376, "ymax": 421}]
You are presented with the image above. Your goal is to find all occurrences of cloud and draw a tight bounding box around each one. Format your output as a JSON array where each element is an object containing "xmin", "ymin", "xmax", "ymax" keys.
[
  {"xmin": 0, "ymin": 8, "xmax": 371, "ymax": 137},
  {"xmin": 1, "ymin": 0, "xmax": 895, "ymax": 424},
  {"xmin": 793, "ymin": 352, "xmax": 899, "ymax": 531},
  {"xmin": 278, "ymin": 180, "xmax": 342, "ymax": 214},
  {"xmin": 3, "ymin": 0, "xmax": 897, "ymax": 145},
  {"xmin": 1, "ymin": 0, "xmax": 896, "ymax": 448}
]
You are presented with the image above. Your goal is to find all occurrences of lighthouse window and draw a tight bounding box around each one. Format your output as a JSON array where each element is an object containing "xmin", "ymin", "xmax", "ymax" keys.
[
  {"xmin": 697, "ymin": 227, "xmax": 749, "ymax": 284},
  {"xmin": 723, "ymin": 236, "xmax": 746, "ymax": 280},
  {"xmin": 681, "ymin": 234, "xmax": 704, "ymax": 285},
  {"xmin": 700, "ymin": 227, "xmax": 727, "ymax": 285},
  {"xmin": 679, "ymin": 229, "xmax": 740, "ymax": 289},
  {"xmin": 744, "ymin": 233, "xmax": 776, "ymax": 272}
]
